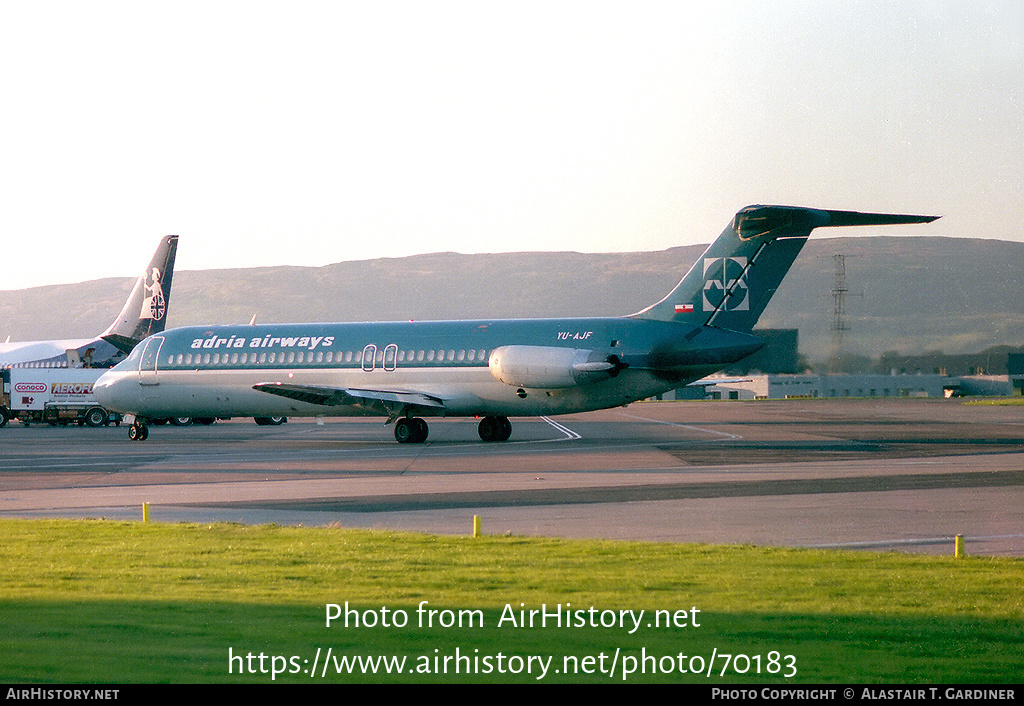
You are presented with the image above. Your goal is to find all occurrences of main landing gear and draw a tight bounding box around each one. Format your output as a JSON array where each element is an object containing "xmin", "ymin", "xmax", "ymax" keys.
[
  {"xmin": 394, "ymin": 417, "xmax": 429, "ymax": 444},
  {"xmin": 477, "ymin": 415, "xmax": 512, "ymax": 442},
  {"xmin": 392, "ymin": 415, "xmax": 513, "ymax": 443}
]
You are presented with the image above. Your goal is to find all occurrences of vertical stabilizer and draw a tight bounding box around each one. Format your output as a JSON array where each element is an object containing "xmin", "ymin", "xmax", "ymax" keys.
[
  {"xmin": 101, "ymin": 235, "xmax": 179, "ymax": 353},
  {"xmin": 633, "ymin": 206, "xmax": 938, "ymax": 331}
]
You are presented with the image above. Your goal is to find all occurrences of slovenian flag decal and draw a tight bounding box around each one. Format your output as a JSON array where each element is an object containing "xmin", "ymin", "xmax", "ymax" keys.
[{"xmin": 675, "ymin": 304, "xmax": 694, "ymax": 313}]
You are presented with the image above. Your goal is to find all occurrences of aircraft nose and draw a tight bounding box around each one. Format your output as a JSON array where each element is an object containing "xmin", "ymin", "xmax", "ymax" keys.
[{"xmin": 93, "ymin": 370, "xmax": 126, "ymax": 412}]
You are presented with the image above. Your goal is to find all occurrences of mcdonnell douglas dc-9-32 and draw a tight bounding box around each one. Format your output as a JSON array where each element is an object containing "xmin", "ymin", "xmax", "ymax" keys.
[{"xmin": 94, "ymin": 206, "xmax": 937, "ymax": 443}]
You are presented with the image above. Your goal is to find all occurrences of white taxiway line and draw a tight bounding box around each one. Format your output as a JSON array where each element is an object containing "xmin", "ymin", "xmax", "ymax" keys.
[{"xmin": 541, "ymin": 416, "xmax": 582, "ymax": 441}]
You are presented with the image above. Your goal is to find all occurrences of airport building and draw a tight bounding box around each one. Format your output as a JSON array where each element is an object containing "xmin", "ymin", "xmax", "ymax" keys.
[
  {"xmin": 686, "ymin": 373, "xmax": 1013, "ymax": 400},
  {"xmin": 660, "ymin": 329, "xmax": 1020, "ymax": 400}
]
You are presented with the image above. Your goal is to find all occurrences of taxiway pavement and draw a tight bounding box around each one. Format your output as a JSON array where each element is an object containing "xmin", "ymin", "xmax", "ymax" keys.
[{"xmin": 2, "ymin": 399, "xmax": 1022, "ymax": 555}]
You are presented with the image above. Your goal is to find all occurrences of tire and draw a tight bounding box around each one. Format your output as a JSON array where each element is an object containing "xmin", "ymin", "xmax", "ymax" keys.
[
  {"xmin": 479, "ymin": 415, "xmax": 512, "ymax": 442},
  {"xmin": 85, "ymin": 407, "xmax": 107, "ymax": 428},
  {"xmin": 170, "ymin": 417, "xmax": 192, "ymax": 426},
  {"xmin": 412, "ymin": 417, "xmax": 428, "ymax": 443},
  {"xmin": 394, "ymin": 418, "xmax": 414, "ymax": 443}
]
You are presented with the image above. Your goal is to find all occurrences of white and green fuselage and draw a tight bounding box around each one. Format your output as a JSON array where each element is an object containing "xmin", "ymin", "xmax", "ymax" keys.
[{"xmin": 95, "ymin": 206, "xmax": 937, "ymax": 442}]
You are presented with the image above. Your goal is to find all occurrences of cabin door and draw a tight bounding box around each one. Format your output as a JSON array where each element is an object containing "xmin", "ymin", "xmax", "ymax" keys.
[{"xmin": 138, "ymin": 336, "xmax": 164, "ymax": 386}]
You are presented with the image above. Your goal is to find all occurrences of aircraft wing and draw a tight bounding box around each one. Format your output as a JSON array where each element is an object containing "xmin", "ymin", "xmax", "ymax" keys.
[
  {"xmin": 252, "ymin": 382, "xmax": 446, "ymax": 409},
  {"xmin": 686, "ymin": 377, "xmax": 752, "ymax": 387}
]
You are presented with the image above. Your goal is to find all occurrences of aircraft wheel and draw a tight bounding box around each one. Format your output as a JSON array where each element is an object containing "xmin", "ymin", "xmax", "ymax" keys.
[
  {"xmin": 394, "ymin": 418, "xmax": 414, "ymax": 443},
  {"xmin": 412, "ymin": 417, "xmax": 428, "ymax": 443},
  {"xmin": 170, "ymin": 417, "xmax": 192, "ymax": 426},
  {"xmin": 128, "ymin": 423, "xmax": 149, "ymax": 442},
  {"xmin": 478, "ymin": 416, "xmax": 512, "ymax": 442},
  {"xmin": 85, "ymin": 407, "xmax": 107, "ymax": 428},
  {"xmin": 395, "ymin": 417, "xmax": 428, "ymax": 444},
  {"xmin": 495, "ymin": 416, "xmax": 512, "ymax": 441}
]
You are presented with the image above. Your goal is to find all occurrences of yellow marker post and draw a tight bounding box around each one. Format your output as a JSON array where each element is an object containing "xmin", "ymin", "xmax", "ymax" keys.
[
  {"xmin": 142, "ymin": 502, "xmax": 150, "ymax": 524},
  {"xmin": 955, "ymin": 534, "xmax": 965, "ymax": 558},
  {"xmin": 473, "ymin": 515, "xmax": 481, "ymax": 538}
]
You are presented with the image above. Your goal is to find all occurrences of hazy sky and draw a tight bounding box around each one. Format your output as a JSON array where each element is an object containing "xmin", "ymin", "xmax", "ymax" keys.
[{"xmin": 2, "ymin": 1, "xmax": 1020, "ymax": 290}]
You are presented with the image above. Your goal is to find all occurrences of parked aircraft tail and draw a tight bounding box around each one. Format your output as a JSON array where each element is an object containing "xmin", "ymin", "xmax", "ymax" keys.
[
  {"xmin": 633, "ymin": 206, "xmax": 938, "ymax": 331},
  {"xmin": 101, "ymin": 235, "xmax": 179, "ymax": 354}
]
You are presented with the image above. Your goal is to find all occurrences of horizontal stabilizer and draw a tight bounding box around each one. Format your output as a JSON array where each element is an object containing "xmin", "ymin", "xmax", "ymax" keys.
[
  {"xmin": 816, "ymin": 209, "xmax": 940, "ymax": 228},
  {"xmin": 635, "ymin": 205, "xmax": 939, "ymax": 330}
]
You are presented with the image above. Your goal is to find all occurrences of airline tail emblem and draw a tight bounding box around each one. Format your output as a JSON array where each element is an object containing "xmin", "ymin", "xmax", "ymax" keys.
[
  {"xmin": 702, "ymin": 257, "xmax": 749, "ymax": 312},
  {"xmin": 141, "ymin": 267, "xmax": 167, "ymax": 321}
]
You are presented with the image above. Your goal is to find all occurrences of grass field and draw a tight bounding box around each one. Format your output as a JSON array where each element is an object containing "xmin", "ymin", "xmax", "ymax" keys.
[{"xmin": 1, "ymin": 519, "xmax": 1021, "ymax": 683}]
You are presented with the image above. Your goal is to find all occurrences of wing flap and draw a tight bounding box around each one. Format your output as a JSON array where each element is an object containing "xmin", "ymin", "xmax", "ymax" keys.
[{"xmin": 252, "ymin": 382, "xmax": 445, "ymax": 409}]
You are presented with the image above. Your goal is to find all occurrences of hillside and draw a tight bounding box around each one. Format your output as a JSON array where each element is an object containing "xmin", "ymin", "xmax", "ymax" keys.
[{"xmin": 1, "ymin": 237, "xmax": 1021, "ymax": 361}]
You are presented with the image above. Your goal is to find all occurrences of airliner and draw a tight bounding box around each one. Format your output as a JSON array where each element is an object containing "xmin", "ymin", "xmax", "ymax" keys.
[
  {"xmin": 94, "ymin": 206, "xmax": 937, "ymax": 443},
  {"xmin": 0, "ymin": 236, "xmax": 179, "ymax": 370}
]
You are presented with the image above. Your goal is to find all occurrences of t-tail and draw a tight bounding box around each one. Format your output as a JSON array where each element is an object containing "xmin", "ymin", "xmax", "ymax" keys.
[
  {"xmin": 101, "ymin": 235, "xmax": 179, "ymax": 354},
  {"xmin": 633, "ymin": 205, "xmax": 939, "ymax": 331}
]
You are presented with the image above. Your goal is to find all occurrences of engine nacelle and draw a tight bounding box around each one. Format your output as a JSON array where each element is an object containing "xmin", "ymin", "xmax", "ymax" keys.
[{"xmin": 488, "ymin": 346, "xmax": 622, "ymax": 389}]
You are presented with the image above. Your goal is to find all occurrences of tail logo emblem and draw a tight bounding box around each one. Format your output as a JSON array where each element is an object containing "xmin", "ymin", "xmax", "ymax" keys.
[
  {"xmin": 141, "ymin": 266, "xmax": 166, "ymax": 321},
  {"xmin": 703, "ymin": 257, "xmax": 749, "ymax": 312}
]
